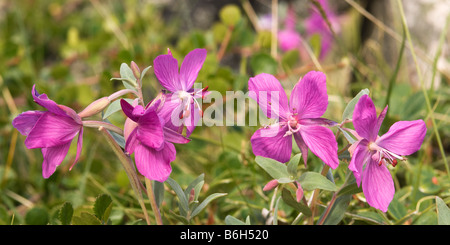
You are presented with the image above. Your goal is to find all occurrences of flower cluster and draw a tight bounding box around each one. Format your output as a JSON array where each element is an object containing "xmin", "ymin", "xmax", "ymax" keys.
[
  {"xmin": 13, "ymin": 48, "xmax": 207, "ymax": 183},
  {"xmin": 248, "ymin": 71, "xmax": 426, "ymax": 212}
]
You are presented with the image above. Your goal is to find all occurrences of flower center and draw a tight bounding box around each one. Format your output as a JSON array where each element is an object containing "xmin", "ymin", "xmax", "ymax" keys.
[
  {"xmin": 368, "ymin": 142, "xmax": 405, "ymax": 167},
  {"xmin": 283, "ymin": 115, "xmax": 300, "ymax": 137},
  {"xmin": 177, "ymin": 87, "xmax": 209, "ymax": 119}
]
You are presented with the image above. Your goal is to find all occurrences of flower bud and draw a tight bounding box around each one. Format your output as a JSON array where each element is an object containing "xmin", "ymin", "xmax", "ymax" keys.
[
  {"xmin": 77, "ymin": 97, "xmax": 110, "ymax": 118},
  {"xmin": 130, "ymin": 61, "xmax": 141, "ymax": 80},
  {"xmin": 295, "ymin": 181, "xmax": 304, "ymax": 203},
  {"xmin": 263, "ymin": 179, "xmax": 279, "ymax": 191}
]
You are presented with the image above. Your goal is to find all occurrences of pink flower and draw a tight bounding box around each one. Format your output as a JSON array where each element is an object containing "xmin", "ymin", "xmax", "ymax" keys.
[
  {"xmin": 248, "ymin": 71, "xmax": 339, "ymax": 169},
  {"xmin": 153, "ymin": 48, "xmax": 208, "ymax": 137},
  {"xmin": 349, "ymin": 95, "xmax": 427, "ymax": 212},
  {"xmin": 305, "ymin": 0, "xmax": 340, "ymax": 59},
  {"xmin": 12, "ymin": 85, "xmax": 83, "ymax": 178},
  {"xmin": 120, "ymin": 98, "xmax": 190, "ymax": 182}
]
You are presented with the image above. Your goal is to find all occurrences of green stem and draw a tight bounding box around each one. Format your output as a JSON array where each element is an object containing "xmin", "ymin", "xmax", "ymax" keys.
[
  {"xmin": 145, "ymin": 178, "xmax": 163, "ymax": 225},
  {"xmin": 82, "ymin": 120, "xmax": 124, "ymax": 136},
  {"xmin": 308, "ymin": 164, "xmax": 330, "ymax": 225},
  {"xmin": 396, "ymin": 0, "xmax": 449, "ymax": 175},
  {"xmin": 98, "ymin": 126, "xmax": 151, "ymax": 225}
]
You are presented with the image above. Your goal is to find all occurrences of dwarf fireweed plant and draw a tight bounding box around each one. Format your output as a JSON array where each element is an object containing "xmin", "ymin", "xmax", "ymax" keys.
[{"xmin": 12, "ymin": 45, "xmax": 428, "ymax": 224}]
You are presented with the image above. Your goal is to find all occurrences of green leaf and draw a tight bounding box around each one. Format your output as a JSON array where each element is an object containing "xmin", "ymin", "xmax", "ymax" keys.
[
  {"xmin": 298, "ymin": 171, "xmax": 338, "ymax": 192},
  {"xmin": 387, "ymin": 196, "xmax": 407, "ymax": 221},
  {"xmin": 281, "ymin": 188, "xmax": 312, "ymax": 217},
  {"xmin": 342, "ymin": 88, "xmax": 370, "ymax": 121},
  {"xmin": 102, "ymin": 98, "xmax": 134, "ymax": 119},
  {"xmin": 93, "ymin": 194, "xmax": 113, "ymax": 223},
  {"xmin": 287, "ymin": 153, "xmax": 301, "ymax": 177},
  {"xmin": 436, "ymin": 197, "xmax": 450, "ymax": 225},
  {"xmin": 25, "ymin": 207, "xmax": 49, "ymax": 225},
  {"xmin": 273, "ymin": 196, "xmax": 282, "ymax": 225},
  {"xmin": 119, "ymin": 63, "xmax": 137, "ymax": 90},
  {"xmin": 255, "ymin": 156, "xmax": 292, "ymax": 183},
  {"xmin": 58, "ymin": 202, "xmax": 74, "ymax": 225},
  {"xmin": 249, "ymin": 53, "xmax": 278, "ymax": 75},
  {"xmin": 190, "ymin": 193, "xmax": 227, "ymax": 218},
  {"xmin": 140, "ymin": 65, "xmax": 152, "ymax": 81},
  {"xmin": 72, "ymin": 212, "xmax": 102, "ymax": 225},
  {"xmin": 166, "ymin": 178, "xmax": 189, "ymax": 213},
  {"xmin": 319, "ymin": 194, "xmax": 351, "ymax": 225},
  {"xmin": 153, "ymin": 180, "xmax": 165, "ymax": 208},
  {"xmin": 184, "ymin": 174, "xmax": 205, "ymax": 200},
  {"xmin": 225, "ymin": 215, "xmax": 248, "ymax": 225}
]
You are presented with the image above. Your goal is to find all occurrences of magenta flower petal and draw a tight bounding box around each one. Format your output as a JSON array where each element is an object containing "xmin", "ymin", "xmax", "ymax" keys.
[
  {"xmin": 348, "ymin": 139, "xmax": 370, "ymax": 186},
  {"xmin": 12, "ymin": 111, "xmax": 44, "ymax": 136},
  {"xmin": 376, "ymin": 120, "xmax": 427, "ymax": 156},
  {"xmin": 120, "ymin": 99, "xmax": 142, "ymax": 122},
  {"xmin": 125, "ymin": 127, "xmax": 138, "ymax": 155},
  {"xmin": 180, "ymin": 48, "xmax": 207, "ymax": 90},
  {"xmin": 293, "ymin": 132, "xmax": 309, "ymax": 167},
  {"xmin": 31, "ymin": 85, "xmax": 68, "ymax": 118},
  {"xmin": 153, "ymin": 54, "xmax": 182, "ymax": 92},
  {"xmin": 250, "ymin": 125, "xmax": 292, "ymax": 163},
  {"xmin": 362, "ymin": 159, "xmax": 395, "ymax": 212},
  {"xmin": 25, "ymin": 112, "xmax": 81, "ymax": 149},
  {"xmin": 136, "ymin": 109, "xmax": 164, "ymax": 150},
  {"xmin": 41, "ymin": 142, "xmax": 71, "ymax": 179},
  {"xmin": 289, "ymin": 71, "xmax": 328, "ymax": 119},
  {"xmin": 278, "ymin": 29, "xmax": 302, "ymax": 52},
  {"xmin": 164, "ymin": 127, "xmax": 191, "ymax": 144},
  {"xmin": 134, "ymin": 142, "xmax": 176, "ymax": 182},
  {"xmin": 70, "ymin": 127, "xmax": 83, "ymax": 170},
  {"xmin": 184, "ymin": 102, "xmax": 201, "ymax": 137},
  {"xmin": 353, "ymin": 94, "xmax": 379, "ymax": 141},
  {"xmin": 248, "ymin": 73, "xmax": 289, "ymax": 120},
  {"xmin": 299, "ymin": 125, "xmax": 339, "ymax": 169}
]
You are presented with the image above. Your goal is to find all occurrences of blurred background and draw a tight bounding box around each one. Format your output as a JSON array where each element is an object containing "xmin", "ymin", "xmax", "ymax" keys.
[{"xmin": 0, "ymin": 0, "xmax": 449, "ymax": 225}]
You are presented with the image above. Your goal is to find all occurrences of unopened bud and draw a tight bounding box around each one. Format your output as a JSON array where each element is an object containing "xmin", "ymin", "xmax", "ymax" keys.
[
  {"xmin": 188, "ymin": 189, "xmax": 195, "ymax": 203},
  {"xmin": 295, "ymin": 181, "xmax": 304, "ymax": 203},
  {"xmin": 78, "ymin": 97, "xmax": 110, "ymax": 118},
  {"xmin": 130, "ymin": 61, "xmax": 141, "ymax": 80},
  {"xmin": 263, "ymin": 179, "xmax": 279, "ymax": 191}
]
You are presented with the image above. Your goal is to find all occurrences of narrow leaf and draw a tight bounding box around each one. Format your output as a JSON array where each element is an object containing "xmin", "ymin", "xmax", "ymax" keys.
[
  {"xmin": 119, "ymin": 63, "xmax": 137, "ymax": 90},
  {"xmin": 281, "ymin": 188, "xmax": 312, "ymax": 217},
  {"xmin": 225, "ymin": 215, "xmax": 248, "ymax": 225},
  {"xmin": 153, "ymin": 180, "xmax": 165, "ymax": 208},
  {"xmin": 103, "ymin": 98, "xmax": 134, "ymax": 119},
  {"xmin": 166, "ymin": 178, "xmax": 189, "ymax": 213},
  {"xmin": 190, "ymin": 193, "xmax": 227, "ymax": 218},
  {"xmin": 342, "ymin": 88, "xmax": 370, "ymax": 121},
  {"xmin": 140, "ymin": 65, "xmax": 152, "ymax": 81},
  {"xmin": 287, "ymin": 153, "xmax": 301, "ymax": 177},
  {"xmin": 298, "ymin": 171, "xmax": 338, "ymax": 192},
  {"xmin": 436, "ymin": 196, "xmax": 450, "ymax": 225},
  {"xmin": 255, "ymin": 156, "xmax": 292, "ymax": 183}
]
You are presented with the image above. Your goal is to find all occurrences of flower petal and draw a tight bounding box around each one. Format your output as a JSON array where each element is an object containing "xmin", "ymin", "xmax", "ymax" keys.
[
  {"xmin": 299, "ymin": 125, "xmax": 339, "ymax": 169},
  {"xmin": 250, "ymin": 125, "xmax": 292, "ymax": 163},
  {"xmin": 69, "ymin": 128, "xmax": 83, "ymax": 170},
  {"xmin": 348, "ymin": 139, "xmax": 370, "ymax": 186},
  {"xmin": 183, "ymin": 101, "xmax": 201, "ymax": 137},
  {"xmin": 362, "ymin": 158, "xmax": 395, "ymax": 212},
  {"xmin": 41, "ymin": 142, "xmax": 71, "ymax": 179},
  {"xmin": 164, "ymin": 127, "xmax": 191, "ymax": 144},
  {"xmin": 136, "ymin": 109, "xmax": 164, "ymax": 149},
  {"xmin": 12, "ymin": 111, "xmax": 44, "ymax": 136},
  {"xmin": 125, "ymin": 127, "xmax": 139, "ymax": 154},
  {"xmin": 293, "ymin": 132, "xmax": 309, "ymax": 167},
  {"xmin": 353, "ymin": 94, "xmax": 379, "ymax": 141},
  {"xmin": 25, "ymin": 112, "xmax": 80, "ymax": 149},
  {"xmin": 180, "ymin": 48, "xmax": 207, "ymax": 90},
  {"xmin": 248, "ymin": 73, "xmax": 289, "ymax": 120},
  {"xmin": 289, "ymin": 71, "xmax": 328, "ymax": 119},
  {"xmin": 31, "ymin": 85, "xmax": 67, "ymax": 117},
  {"xmin": 153, "ymin": 54, "xmax": 182, "ymax": 92},
  {"xmin": 134, "ymin": 142, "xmax": 176, "ymax": 182},
  {"xmin": 376, "ymin": 119, "xmax": 427, "ymax": 156},
  {"xmin": 120, "ymin": 99, "xmax": 144, "ymax": 122}
]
